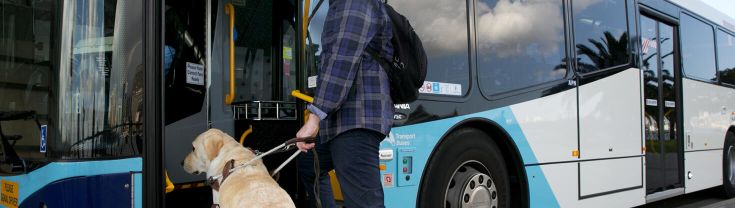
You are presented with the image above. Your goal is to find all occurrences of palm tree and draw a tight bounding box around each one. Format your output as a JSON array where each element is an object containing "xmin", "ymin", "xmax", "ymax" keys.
[{"xmin": 576, "ymin": 31, "xmax": 630, "ymax": 73}]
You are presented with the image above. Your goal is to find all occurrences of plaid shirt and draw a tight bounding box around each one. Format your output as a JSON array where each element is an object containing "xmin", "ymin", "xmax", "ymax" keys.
[{"xmin": 307, "ymin": 0, "xmax": 394, "ymax": 143}]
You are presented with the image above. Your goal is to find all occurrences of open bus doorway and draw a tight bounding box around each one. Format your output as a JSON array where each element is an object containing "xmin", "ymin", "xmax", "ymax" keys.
[{"xmin": 162, "ymin": 0, "xmax": 309, "ymax": 206}]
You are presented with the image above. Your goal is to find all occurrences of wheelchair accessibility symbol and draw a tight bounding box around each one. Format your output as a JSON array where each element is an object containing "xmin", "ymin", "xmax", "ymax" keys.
[{"xmin": 40, "ymin": 125, "xmax": 46, "ymax": 153}]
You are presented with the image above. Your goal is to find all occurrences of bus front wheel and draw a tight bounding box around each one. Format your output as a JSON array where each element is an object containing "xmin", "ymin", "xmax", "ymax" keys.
[{"xmin": 418, "ymin": 128, "xmax": 510, "ymax": 208}]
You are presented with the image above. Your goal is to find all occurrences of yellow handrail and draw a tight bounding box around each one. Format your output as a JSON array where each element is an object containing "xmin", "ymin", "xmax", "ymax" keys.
[
  {"xmin": 225, "ymin": 3, "xmax": 236, "ymax": 105},
  {"xmin": 302, "ymin": 0, "xmax": 311, "ymax": 50},
  {"xmin": 164, "ymin": 171, "xmax": 174, "ymax": 193},
  {"xmin": 239, "ymin": 125, "xmax": 253, "ymax": 144},
  {"xmin": 291, "ymin": 90, "xmax": 314, "ymax": 103},
  {"xmin": 292, "ymin": 90, "xmax": 314, "ymax": 121}
]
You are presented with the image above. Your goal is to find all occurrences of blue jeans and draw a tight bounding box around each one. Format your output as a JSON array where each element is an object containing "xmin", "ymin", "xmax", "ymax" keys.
[{"xmin": 298, "ymin": 129, "xmax": 385, "ymax": 208}]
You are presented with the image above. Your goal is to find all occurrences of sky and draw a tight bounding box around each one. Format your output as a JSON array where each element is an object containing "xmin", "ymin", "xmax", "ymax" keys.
[{"xmin": 701, "ymin": 0, "xmax": 735, "ymax": 19}]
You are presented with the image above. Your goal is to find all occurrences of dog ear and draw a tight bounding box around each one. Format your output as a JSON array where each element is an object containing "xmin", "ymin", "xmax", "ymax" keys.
[{"xmin": 205, "ymin": 136, "xmax": 224, "ymax": 161}]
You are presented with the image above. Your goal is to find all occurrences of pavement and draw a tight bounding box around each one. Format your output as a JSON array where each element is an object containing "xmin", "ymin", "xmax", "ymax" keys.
[{"xmin": 639, "ymin": 188, "xmax": 735, "ymax": 208}]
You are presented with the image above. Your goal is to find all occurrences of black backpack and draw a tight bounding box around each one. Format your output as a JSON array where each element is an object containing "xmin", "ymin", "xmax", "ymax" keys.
[{"xmin": 367, "ymin": 2, "xmax": 427, "ymax": 104}]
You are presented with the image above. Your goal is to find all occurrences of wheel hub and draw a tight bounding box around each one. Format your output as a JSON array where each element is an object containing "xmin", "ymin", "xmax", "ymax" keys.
[
  {"xmin": 445, "ymin": 162, "xmax": 498, "ymax": 208},
  {"xmin": 461, "ymin": 173, "xmax": 497, "ymax": 208}
]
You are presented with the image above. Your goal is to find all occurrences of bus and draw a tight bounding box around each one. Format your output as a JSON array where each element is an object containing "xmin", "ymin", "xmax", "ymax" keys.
[{"xmin": 1, "ymin": 0, "xmax": 735, "ymax": 207}]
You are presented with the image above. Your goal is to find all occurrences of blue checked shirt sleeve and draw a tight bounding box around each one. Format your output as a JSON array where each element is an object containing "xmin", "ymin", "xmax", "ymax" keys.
[{"xmin": 308, "ymin": 0, "xmax": 381, "ymax": 120}]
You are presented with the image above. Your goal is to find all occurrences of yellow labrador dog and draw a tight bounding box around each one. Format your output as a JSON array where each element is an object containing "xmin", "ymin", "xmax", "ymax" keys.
[{"xmin": 182, "ymin": 129, "xmax": 295, "ymax": 208}]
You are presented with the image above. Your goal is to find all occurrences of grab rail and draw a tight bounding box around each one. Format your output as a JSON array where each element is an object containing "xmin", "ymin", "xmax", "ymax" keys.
[
  {"xmin": 291, "ymin": 90, "xmax": 314, "ymax": 103},
  {"xmin": 224, "ymin": 3, "xmax": 236, "ymax": 105},
  {"xmin": 302, "ymin": 0, "xmax": 311, "ymax": 50}
]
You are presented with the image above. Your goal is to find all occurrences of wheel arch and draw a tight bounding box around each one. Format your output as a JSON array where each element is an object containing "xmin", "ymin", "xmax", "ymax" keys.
[{"xmin": 416, "ymin": 117, "xmax": 529, "ymax": 208}]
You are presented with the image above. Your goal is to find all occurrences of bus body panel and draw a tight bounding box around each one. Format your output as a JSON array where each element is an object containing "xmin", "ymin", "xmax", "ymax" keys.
[
  {"xmin": 579, "ymin": 68, "xmax": 644, "ymax": 159},
  {"xmin": 681, "ymin": 78, "xmax": 735, "ymax": 193},
  {"xmin": 510, "ymin": 87, "xmax": 578, "ymax": 164},
  {"xmin": 579, "ymin": 157, "xmax": 643, "ymax": 197},
  {"xmin": 382, "ymin": 69, "xmax": 651, "ymax": 207},
  {"xmin": 0, "ymin": 158, "xmax": 142, "ymax": 206},
  {"xmin": 381, "ymin": 105, "xmax": 562, "ymax": 207},
  {"xmin": 20, "ymin": 172, "xmax": 132, "ymax": 208},
  {"xmin": 682, "ymin": 78, "xmax": 731, "ymax": 151},
  {"xmin": 536, "ymin": 162, "xmax": 646, "ymax": 208},
  {"xmin": 684, "ymin": 150, "xmax": 722, "ymax": 193}
]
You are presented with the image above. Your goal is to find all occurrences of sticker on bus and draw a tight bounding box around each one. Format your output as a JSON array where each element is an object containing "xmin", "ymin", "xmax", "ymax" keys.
[
  {"xmin": 645, "ymin": 99, "xmax": 658, "ymax": 107},
  {"xmin": 185, "ymin": 62, "xmax": 205, "ymax": 86},
  {"xmin": 40, "ymin": 125, "xmax": 47, "ymax": 153},
  {"xmin": 419, "ymin": 81, "xmax": 462, "ymax": 96},
  {"xmin": 1, "ymin": 180, "xmax": 19, "ymax": 208},
  {"xmin": 382, "ymin": 173, "xmax": 394, "ymax": 187},
  {"xmin": 308, "ymin": 76, "xmax": 317, "ymax": 88},
  {"xmin": 665, "ymin": 101, "xmax": 675, "ymax": 108}
]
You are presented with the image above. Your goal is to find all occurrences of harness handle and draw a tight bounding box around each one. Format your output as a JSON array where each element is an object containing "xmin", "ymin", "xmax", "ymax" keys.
[{"xmin": 285, "ymin": 137, "xmax": 316, "ymax": 145}]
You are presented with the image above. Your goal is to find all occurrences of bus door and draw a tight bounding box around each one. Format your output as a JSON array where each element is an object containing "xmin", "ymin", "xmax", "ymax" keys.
[
  {"xmin": 163, "ymin": 0, "xmax": 306, "ymax": 205},
  {"xmin": 162, "ymin": 0, "xmax": 211, "ymax": 186},
  {"xmin": 640, "ymin": 14, "xmax": 683, "ymax": 194},
  {"xmin": 222, "ymin": 0, "xmax": 304, "ymax": 201}
]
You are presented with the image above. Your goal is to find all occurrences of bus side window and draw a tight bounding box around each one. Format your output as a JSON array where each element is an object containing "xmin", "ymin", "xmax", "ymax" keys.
[
  {"xmin": 54, "ymin": 0, "xmax": 145, "ymax": 159},
  {"xmin": 680, "ymin": 14, "xmax": 717, "ymax": 82},
  {"xmin": 717, "ymin": 30, "xmax": 735, "ymax": 85},
  {"xmin": 390, "ymin": 0, "xmax": 471, "ymax": 97},
  {"xmin": 572, "ymin": 0, "xmax": 631, "ymax": 73},
  {"xmin": 476, "ymin": 0, "xmax": 568, "ymax": 96},
  {"xmin": 0, "ymin": 0, "xmax": 57, "ymax": 167}
]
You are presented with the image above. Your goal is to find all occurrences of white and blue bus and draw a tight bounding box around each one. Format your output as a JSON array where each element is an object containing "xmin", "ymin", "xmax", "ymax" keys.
[{"xmin": 1, "ymin": 0, "xmax": 734, "ymax": 207}]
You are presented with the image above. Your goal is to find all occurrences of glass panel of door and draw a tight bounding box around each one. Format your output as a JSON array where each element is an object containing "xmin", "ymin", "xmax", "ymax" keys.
[{"xmin": 641, "ymin": 15, "xmax": 681, "ymax": 194}]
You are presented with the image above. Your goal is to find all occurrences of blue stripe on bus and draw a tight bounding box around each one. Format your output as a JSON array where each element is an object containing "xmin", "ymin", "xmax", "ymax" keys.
[
  {"xmin": 382, "ymin": 107, "xmax": 559, "ymax": 207},
  {"xmin": 0, "ymin": 157, "xmax": 142, "ymax": 204},
  {"xmin": 134, "ymin": 172, "xmax": 143, "ymax": 208}
]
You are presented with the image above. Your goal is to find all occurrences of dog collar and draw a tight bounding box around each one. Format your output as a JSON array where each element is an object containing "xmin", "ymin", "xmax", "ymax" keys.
[{"xmin": 208, "ymin": 159, "xmax": 235, "ymax": 192}]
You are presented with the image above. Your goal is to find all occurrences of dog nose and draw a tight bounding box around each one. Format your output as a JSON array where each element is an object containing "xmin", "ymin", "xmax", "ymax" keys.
[{"xmin": 180, "ymin": 160, "xmax": 184, "ymax": 166}]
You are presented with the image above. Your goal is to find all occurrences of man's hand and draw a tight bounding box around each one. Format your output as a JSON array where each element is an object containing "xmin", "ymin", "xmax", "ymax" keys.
[{"xmin": 296, "ymin": 113, "xmax": 320, "ymax": 152}]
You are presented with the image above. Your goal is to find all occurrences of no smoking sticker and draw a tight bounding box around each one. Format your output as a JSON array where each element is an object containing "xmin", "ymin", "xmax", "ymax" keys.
[{"xmin": 382, "ymin": 173, "xmax": 394, "ymax": 187}]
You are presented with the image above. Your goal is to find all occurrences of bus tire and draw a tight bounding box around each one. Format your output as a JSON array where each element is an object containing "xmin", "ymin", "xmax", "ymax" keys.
[
  {"xmin": 722, "ymin": 131, "xmax": 735, "ymax": 198},
  {"xmin": 418, "ymin": 128, "xmax": 510, "ymax": 208}
]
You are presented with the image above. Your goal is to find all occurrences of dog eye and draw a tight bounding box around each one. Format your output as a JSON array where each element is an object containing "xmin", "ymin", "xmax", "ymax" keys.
[{"xmin": 192, "ymin": 147, "xmax": 195, "ymax": 152}]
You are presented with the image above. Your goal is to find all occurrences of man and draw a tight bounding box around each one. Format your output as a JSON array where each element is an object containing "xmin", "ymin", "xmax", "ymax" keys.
[{"xmin": 295, "ymin": 0, "xmax": 393, "ymax": 207}]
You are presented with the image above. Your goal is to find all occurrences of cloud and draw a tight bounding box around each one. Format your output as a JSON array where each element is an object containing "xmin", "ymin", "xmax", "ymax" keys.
[
  {"xmin": 390, "ymin": 0, "xmax": 469, "ymax": 56},
  {"xmin": 475, "ymin": 0, "xmax": 564, "ymax": 57},
  {"xmin": 573, "ymin": 0, "xmax": 603, "ymax": 11},
  {"xmin": 391, "ymin": 0, "xmax": 576, "ymax": 58}
]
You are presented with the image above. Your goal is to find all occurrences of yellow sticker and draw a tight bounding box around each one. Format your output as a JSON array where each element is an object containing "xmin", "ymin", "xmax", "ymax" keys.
[
  {"xmin": 283, "ymin": 47, "xmax": 293, "ymax": 61},
  {"xmin": 1, "ymin": 180, "xmax": 18, "ymax": 208}
]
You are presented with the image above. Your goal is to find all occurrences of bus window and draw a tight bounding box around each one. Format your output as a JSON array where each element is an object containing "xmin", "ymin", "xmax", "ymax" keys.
[
  {"xmin": 681, "ymin": 14, "xmax": 717, "ymax": 82},
  {"xmin": 572, "ymin": 0, "xmax": 630, "ymax": 73},
  {"xmin": 717, "ymin": 30, "xmax": 735, "ymax": 85},
  {"xmin": 54, "ymin": 0, "xmax": 144, "ymax": 159},
  {"xmin": 391, "ymin": 0, "xmax": 470, "ymax": 97},
  {"xmin": 476, "ymin": 0, "xmax": 567, "ymax": 96},
  {"xmin": 0, "ymin": 0, "xmax": 56, "ymax": 166}
]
